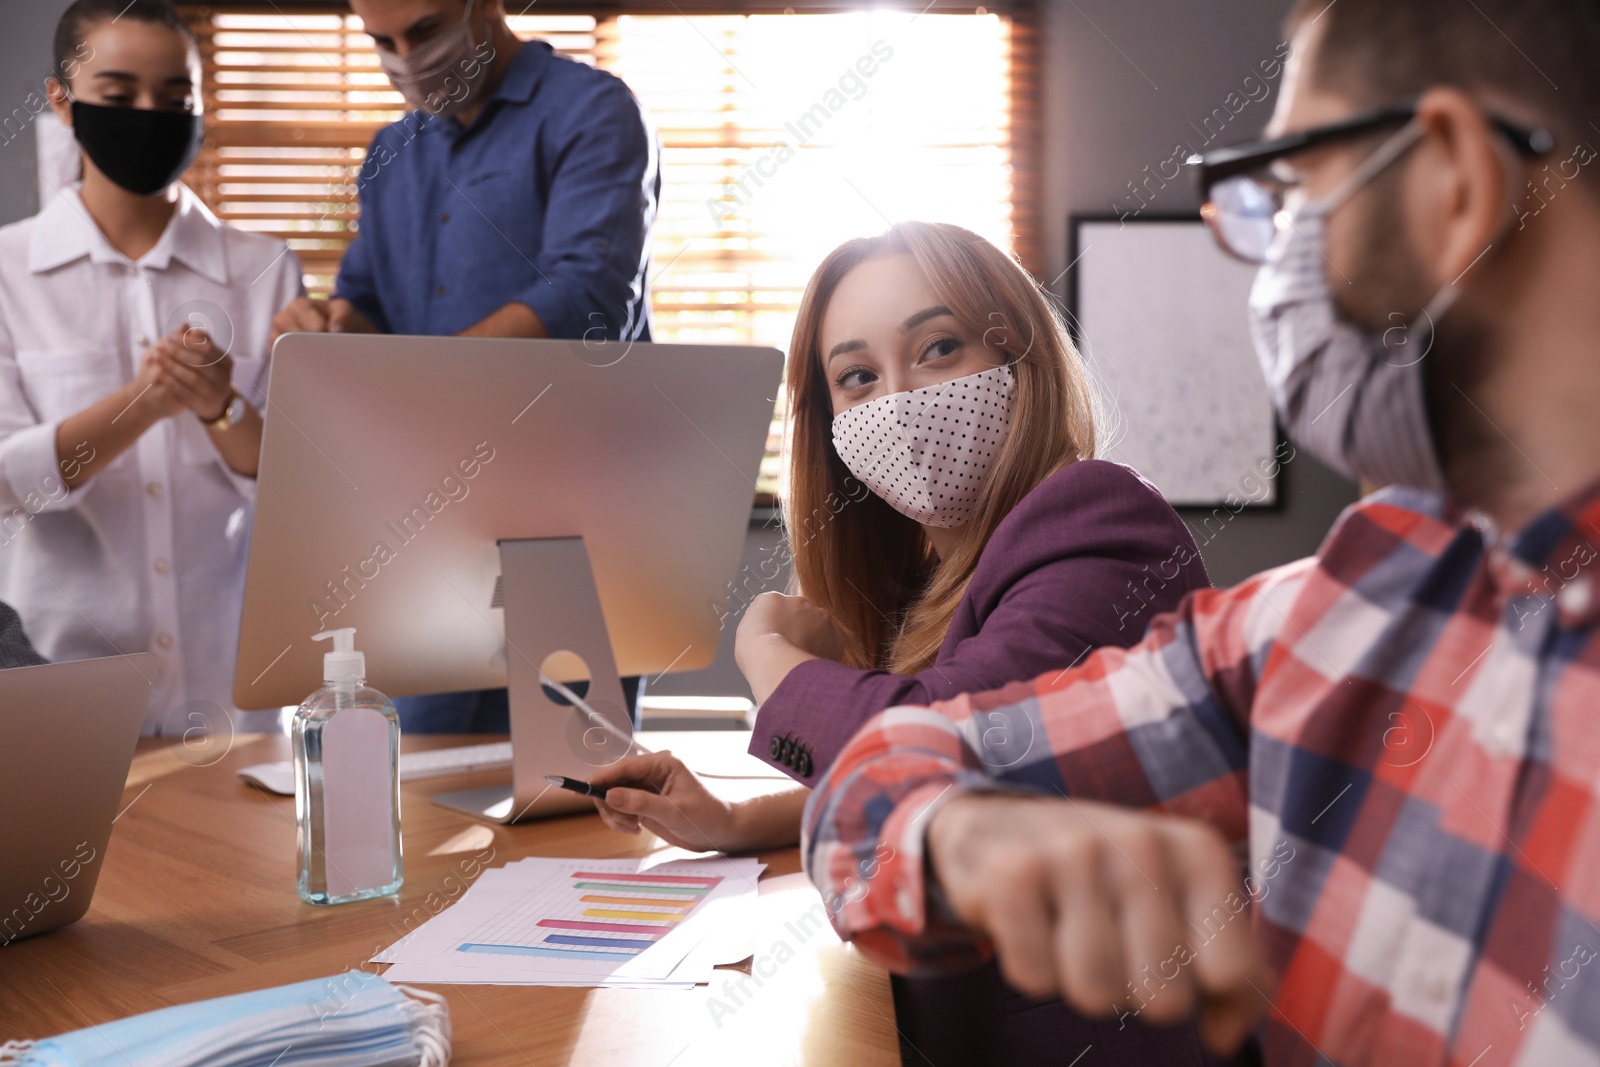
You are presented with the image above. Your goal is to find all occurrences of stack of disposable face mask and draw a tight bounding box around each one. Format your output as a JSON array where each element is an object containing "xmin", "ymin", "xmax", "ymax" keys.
[{"xmin": 0, "ymin": 972, "xmax": 449, "ymax": 1067}]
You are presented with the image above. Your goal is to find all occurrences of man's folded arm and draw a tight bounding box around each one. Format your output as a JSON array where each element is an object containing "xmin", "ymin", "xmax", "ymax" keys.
[{"xmin": 802, "ymin": 561, "xmax": 1311, "ymax": 973}]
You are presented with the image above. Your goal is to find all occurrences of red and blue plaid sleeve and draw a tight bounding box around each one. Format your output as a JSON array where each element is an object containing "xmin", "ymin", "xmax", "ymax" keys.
[{"xmin": 802, "ymin": 559, "xmax": 1314, "ymax": 974}]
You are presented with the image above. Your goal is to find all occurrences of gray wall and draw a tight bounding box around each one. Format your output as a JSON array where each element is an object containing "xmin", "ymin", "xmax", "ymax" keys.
[
  {"xmin": 0, "ymin": 0, "xmax": 69, "ymax": 227},
  {"xmin": 1039, "ymin": 0, "xmax": 1357, "ymax": 587}
]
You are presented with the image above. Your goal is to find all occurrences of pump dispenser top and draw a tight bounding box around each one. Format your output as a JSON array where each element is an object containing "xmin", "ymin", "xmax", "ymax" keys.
[{"xmin": 313, "ymin": 628, "xmax": 365, "ymax": 685}]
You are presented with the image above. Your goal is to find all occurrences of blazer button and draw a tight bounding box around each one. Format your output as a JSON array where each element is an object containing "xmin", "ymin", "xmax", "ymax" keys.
[
  {"xmin": 798, "ymin": 752, "xmax": 813, "ymax": 778},
  {"xmin": 770, "ymin": 736, "xmax": 782, "ymax": 760}
]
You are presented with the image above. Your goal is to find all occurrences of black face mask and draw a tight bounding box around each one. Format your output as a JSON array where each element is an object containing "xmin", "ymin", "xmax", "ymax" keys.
[{"xmin": 70, "ymin": 100, "xmax": 203, "ymax": 196}]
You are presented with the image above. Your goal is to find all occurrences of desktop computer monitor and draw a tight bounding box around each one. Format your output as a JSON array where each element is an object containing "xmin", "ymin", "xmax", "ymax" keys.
[{"xmin": 235, "ymin": 334, "xmax": 783, "ymax": 821}]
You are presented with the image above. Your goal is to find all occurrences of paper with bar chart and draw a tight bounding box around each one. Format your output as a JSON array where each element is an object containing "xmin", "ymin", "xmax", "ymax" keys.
[{"xmin": 374, "ymin": 857, "xmax": 762, "ymax": 986}]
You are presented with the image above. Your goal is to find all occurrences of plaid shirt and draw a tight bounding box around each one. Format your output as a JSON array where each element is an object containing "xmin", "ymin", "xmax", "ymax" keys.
[{"xmin": 804, "ymin": 481, "xmax": 1600, "ymax": 1066}]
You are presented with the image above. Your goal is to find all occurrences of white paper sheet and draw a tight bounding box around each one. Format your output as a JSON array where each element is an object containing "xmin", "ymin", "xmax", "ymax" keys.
[{"xmin": 373, "ymin": 856, "xmax": 763, "ymax": 988}]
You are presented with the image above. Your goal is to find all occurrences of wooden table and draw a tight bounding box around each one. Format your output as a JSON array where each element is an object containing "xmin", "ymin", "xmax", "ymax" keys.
[{"xmin": 0, "ymin": 731, "xmax": 900, "ymax": 1066}]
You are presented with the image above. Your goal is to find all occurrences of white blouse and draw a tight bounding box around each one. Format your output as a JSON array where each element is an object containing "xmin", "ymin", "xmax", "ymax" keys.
[{"xmin": 0, "ymin": 184, "xmax": 302, "ymax": 734}]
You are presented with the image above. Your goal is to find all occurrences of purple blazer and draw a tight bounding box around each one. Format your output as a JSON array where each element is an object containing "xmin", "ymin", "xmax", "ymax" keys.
[
  {"xmin": 750, "ymin": 459, "xmax": 1211, "ymax": 786},
  {"xmin": 752, "ymin": 460, "xmax": 1237, "ymax": 1067}
]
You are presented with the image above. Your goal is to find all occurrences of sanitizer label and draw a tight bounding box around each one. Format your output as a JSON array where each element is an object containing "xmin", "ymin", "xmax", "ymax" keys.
[{"xmin": 321, "ymin": 707, "xmax": 397, "ymax": 898}]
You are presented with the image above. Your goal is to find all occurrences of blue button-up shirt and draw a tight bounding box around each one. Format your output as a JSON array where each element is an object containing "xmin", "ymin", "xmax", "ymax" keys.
[{"xmin": 335, "ymin": 41, "xmax": 658, "ymax": 340}]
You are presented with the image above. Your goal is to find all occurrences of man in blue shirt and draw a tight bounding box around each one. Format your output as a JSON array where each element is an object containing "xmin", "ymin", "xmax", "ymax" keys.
[
  {"xmin": 274, "ymin": 0, "xmax": 658, "ymax": 342},
  {"xmin": 273, "ymin": 0, "xmax": 659, "ymax": 731}
]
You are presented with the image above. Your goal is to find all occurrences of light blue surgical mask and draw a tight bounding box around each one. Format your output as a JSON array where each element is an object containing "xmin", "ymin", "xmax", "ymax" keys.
[{"xmin": 0, "ymin": 971, "xmax": 449, "ymax": 1067}]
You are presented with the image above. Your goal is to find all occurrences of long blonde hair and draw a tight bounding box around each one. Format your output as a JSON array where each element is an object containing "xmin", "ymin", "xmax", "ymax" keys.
[{"xmin": 783, "ymin": 221, "xmax": 1099, "ymax": 674}]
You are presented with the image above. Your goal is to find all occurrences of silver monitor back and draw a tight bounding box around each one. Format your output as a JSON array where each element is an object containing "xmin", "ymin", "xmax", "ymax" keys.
[{"xmin": 234, "ymin": 335, "xmax": 781, "ymax": 719}]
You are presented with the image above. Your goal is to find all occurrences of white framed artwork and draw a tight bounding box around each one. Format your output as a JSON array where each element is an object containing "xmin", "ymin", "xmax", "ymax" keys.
[{"xmin": 1067, "ymin": 216, "xmax": 1280, "ymax": 508}]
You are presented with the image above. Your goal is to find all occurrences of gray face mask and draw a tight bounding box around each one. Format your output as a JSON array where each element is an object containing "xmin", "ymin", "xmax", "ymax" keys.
[
  {"xmin": 375, "ymin": 0, "xmax": 492, "ymax": 118},
  {"xmin": 1247, "ymin": 120, "xmax": 1459, "ymax": 494}
]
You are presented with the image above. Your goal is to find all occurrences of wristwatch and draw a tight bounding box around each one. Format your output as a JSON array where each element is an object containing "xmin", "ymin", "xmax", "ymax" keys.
[{"xmin": 204, "ymin": 389, "xmax": 247, "ymax": 432}]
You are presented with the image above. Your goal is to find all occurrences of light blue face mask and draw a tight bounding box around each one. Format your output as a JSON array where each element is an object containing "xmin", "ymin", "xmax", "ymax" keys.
[{"xmin": 0, "ymin": 971, "xmax": 449, "ymax": 1067}]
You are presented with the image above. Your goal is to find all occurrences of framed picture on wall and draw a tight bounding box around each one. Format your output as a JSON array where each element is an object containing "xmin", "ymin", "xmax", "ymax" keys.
[{"xmin": 1064, "ymin": 214, "xmax": 1281, "ymax": 509}]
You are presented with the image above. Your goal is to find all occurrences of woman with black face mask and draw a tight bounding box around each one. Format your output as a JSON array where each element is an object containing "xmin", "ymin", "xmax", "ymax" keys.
[{"xmin": 0, "ymin": 0, "xmax": 304, "ymax": 735}]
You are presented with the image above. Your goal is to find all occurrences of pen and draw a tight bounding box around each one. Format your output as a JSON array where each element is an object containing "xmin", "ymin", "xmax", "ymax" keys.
[{"xmin": 545, "ymin": 774, "xmax": 608, "ymax": 800}]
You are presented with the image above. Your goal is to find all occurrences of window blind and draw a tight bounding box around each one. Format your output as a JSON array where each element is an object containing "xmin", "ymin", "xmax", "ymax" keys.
[{"xmin": 178, "ymin": 3, "xmax": 1038, "ymax": 499}]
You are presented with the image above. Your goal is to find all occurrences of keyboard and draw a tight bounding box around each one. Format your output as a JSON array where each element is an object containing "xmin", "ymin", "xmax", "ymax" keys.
[
  {"xmin": 238, "ymin": 741, "xmax": 513, "ymax": 796},
  {"xmin": 399, "ymin": 741, "xmax": 513, "ymax": 778}
]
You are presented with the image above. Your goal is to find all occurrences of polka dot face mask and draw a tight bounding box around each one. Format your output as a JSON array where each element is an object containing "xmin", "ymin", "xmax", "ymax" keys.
[{"xmin": 830, "ymin": 364, "xmax": 1016, "ymax": 528}]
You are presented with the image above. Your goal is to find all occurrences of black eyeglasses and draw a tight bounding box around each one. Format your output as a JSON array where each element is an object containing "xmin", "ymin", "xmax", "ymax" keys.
[{"xmin": 1185, "ymin": 97, "xmax": 1555, "ymax": 263}]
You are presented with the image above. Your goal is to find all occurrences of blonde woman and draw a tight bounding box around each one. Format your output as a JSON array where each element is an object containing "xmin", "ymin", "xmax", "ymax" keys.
[
  {"xmin": 599, "ymin": 220, "xmax": 1216, "ymax": 815},
  {"xmin": 591, "ymin": 221, "xmax": 1217, "ymax": 1064}
]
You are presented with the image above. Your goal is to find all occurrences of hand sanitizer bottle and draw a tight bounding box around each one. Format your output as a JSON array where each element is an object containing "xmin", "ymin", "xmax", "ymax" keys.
[{"xmin": 293, "ymin": 627, "xmax": 402, "ymax": 905}]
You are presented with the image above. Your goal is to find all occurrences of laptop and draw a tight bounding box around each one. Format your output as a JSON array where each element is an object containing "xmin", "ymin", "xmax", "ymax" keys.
[{"xmin": 0, "ymin": 654, "xmax": 154, "ymax": 944}]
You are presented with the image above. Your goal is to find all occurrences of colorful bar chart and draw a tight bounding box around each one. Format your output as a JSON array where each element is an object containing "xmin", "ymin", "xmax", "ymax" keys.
[
  {"xmin": 374, "ymin": 856, "xmax": 764, "ymax": 987},
  {"xmin": 455, "ymin": 868, "xmax": 724, "ymax": 962}
]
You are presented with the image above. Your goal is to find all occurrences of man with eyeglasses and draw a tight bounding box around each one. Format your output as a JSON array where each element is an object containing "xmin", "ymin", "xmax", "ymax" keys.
[
  {"xmin": 270, "ymin": 0, "xmax": 659, "ymax": 734},
  {"xmin": 803, "ymin": 0, "xmax": 1600, "ymax": 1063}
]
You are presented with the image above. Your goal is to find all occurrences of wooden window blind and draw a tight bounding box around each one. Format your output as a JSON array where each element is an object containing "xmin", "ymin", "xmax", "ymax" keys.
[{"xmin": 178, "ymin": 3, "xmax": 1039, "ymax": 499}]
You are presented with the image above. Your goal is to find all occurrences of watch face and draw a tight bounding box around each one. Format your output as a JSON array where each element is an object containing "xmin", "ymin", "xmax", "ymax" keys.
[{"xmin": 226, "ymin": 395, "xmax": 246, "ymax": 424}]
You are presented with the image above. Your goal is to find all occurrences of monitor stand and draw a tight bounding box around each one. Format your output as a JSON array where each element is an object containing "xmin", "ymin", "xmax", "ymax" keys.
[{"xmin": 431, "ymin": 537, "xmax": 635, "ymax": 823}]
